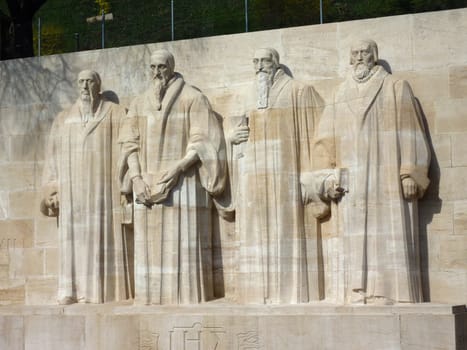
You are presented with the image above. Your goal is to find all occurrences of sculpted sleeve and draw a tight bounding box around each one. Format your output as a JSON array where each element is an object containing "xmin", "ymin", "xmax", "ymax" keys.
[
  {"xmin": 396, "ymin": 80, "xmax": 431, "ymax": 197},
  {"xmin": 117, "ymin": 98, "xmax": 141, "ymax": 193},
  {"xmin": 187, "ymin": 93, "xmax": 227, "ymax": 195}
]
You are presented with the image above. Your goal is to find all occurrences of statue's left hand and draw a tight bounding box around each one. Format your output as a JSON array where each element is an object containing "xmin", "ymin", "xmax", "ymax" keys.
[
  {"xmin": 158, "ymin": 165, "xmax": 182, "ymax": 191},
  {"xmin": 46, "ymin": 192, "xmax": 59, "ymax": 210},
  {"xmin": 402, "ymin": 177, "xmax": 418, "ymax": 200}
]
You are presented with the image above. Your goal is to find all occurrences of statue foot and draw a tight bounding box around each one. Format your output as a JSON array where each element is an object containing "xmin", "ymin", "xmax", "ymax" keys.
[
  {"xmin": 58, "ymin": 296, "xmax": 77, "ymax": 305},
  {"xmin": 372, "ymin": 296, "xmax": 395, "ymax": 306}
]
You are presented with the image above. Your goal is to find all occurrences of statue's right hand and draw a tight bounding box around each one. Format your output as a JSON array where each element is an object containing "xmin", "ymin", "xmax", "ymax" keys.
[
  {"xmin": 228, "ymin": 125, "xmax": 249, "ymax": 145},
  {"xmin": 132, "ymin": 176, "xmax": 151, "ymax": 205}
]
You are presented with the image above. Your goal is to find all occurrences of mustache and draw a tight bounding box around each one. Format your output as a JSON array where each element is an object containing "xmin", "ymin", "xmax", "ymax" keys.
[
  {"xmin": 153, "ymin": 75, "xmax": 168, "ymax": 85},
  {"xmin": 256, "ymin": 68, "xmax": 273, "ymax": 74}
]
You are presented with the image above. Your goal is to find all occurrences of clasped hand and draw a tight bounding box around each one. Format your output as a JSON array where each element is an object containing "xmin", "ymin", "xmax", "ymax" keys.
[
  {"xmin": 228, "ymin": 125, "xmax": 249, "ymax": 145},
  {"xmin": 157, "ymin": 165, "xmax": 182, "ymax": 190},
  {"xmin": 132, "ymin": 165, "xmax": 183, "ymax": 207}
]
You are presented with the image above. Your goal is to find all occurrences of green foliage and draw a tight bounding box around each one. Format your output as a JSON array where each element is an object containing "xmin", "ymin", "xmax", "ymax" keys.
[
  {"xmin": 29, "ymin": 0, "xmax": 467, "ymax": 56},
  {"xmin": 95, "ymin": 0, "xmax": 110, "ymax": 14}
]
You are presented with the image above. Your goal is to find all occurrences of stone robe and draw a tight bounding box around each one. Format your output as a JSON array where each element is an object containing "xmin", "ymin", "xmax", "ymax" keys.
[
  {"xmin": 42, "ymin": 98, "xmax": 131, "ymax": 303},
  {"xmin": 231, "ymin": 70, "xmax": 322, "ymax": 304},
  {"xmin": 119, "ymin": 75, "xmax": 227, "ymax": 305},
  {"xmin": 313, "ymin": 66, "xmax": 430, "ymax": 303}
]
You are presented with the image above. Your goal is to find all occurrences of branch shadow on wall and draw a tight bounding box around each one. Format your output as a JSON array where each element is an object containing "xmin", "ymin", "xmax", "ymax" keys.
[{"xmin": 0, "ymin": 55, "xmax": 77, "ymax": 190}]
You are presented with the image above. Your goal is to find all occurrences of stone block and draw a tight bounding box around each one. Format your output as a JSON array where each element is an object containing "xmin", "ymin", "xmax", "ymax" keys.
[
  {"xmin": 0, "ymin": 304, "xmax": 463, "ymax": 350},
  {"xmin": 44, "ymin": 248, "xmax": 58, "ymax": 276},
  {"xmin": 0, "ymin": 104, "xmax": 51, "ymax": 136},
  {"xmin": 25, "ymin": 277, "xmax": 57, "ymax": 305},
  {"xmin": 98, "ymin": 315, "xmax": 140, "ymax": 350},
  {"xmin": 0, "ymin": 316, "xmax": 23, "ymax": 350},
  {"xmin": 35, "ymin": 217, "xmax": 58, "ymax": 248},
  {"xmin": 452, "ymin": 133, "xmax": 467, "ymax": 167},
  {"xmin": 9, "ymin": 133, "xmax": 47, "ymax": 162},
  {"xmin": 439, "ymin": 167, "xmax": 467, "ymax": 201},
  {"xmin": 401, "ymin": 314, "xmax": 457, "ymax": 350},
  {"xmin": 439, "ymin": 235, "xmax": 467, "ymax": 270},
  {"xmin": 449, "ymin": 65, "xmax": 467, "ymax": 99},
  {"xmin": 281, "ymin": 23, "xmax": 339, "ymax": 80},
  {"xmin": 412, "ymin": 9, "xmax": 467, "ymax": 70},
  {"xmin": 0, "ymin": 191, "xmax": 8, "ymax": 220},
  {"xmin": 0, "ymin": 249, "xmax": 9, "ymax": 264},
  {"xmin": 8, "ymin": 190, "xmax": 38, "ymax": 219},
  {"xmin": 0, "ymin": 163, "xmax": 35, "ymax": 191},
  {"xmin": 454, "ymin": 200, "xmax": 467, "ymax": 235},
  {"xmin": 0, "ymin": 283, "xmax": 25, "ymax": 305},
  {"xmin": 0, "ymin": 264, "xmax": 9, "ymax": 279},
  {"xmin": 8, "ymin": 247, "xmax": 45, "ymax": 280},
  {"xmin": 24, "ymin": 315, "xmax": 85, "ymax": 350},
  {"xmin": 434, "ymin": 98, "xmax": 467, "ymax": 133},
  {"xmin": 0, "ymin": 219, "xmax": 34, "ymax": 248},
  {"xmin": 430, "ymin": 134, "xmax": 451, "ymax": 168},
  {"xmin": 22, "ymin": 249, "xmax": 44, "ymax": 277},
  {"xmin": 0, "ymin": 136, "xmax": 9, "ymax": 162},
  {"xmin": 429, "ymin": 271, "xmax": 467, "ymax": 304}
]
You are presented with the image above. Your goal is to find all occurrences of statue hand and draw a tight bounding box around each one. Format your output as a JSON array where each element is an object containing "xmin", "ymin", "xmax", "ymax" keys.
[
  {"xmin": 158, "ymin": 165, "xmax": 182, "ymax": 191},
  {"xmin": 402, "ymin": 177, "xmax": 418, "ymax": 200},
  {"xmin": 228, "ymin": 125, "xmax": 249, "ymax": 145},
  {"xmin": 325, "ymin": 176, "xmax": 346, "ymax": 201},
  {"xmin": 46, "ymin": 192, "xmax": 59, "ymax": 210},
  {"xmin": 132, "ymin": 176, "xmax": 151, "ymax": 205}
]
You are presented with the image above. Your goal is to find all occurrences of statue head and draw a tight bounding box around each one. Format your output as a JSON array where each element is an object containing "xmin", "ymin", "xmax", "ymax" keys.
[
  {"xmin": 150, "ymin": 49, "xmax": 175, "ymax": 86},
  {"xmin": 78, "ymin": 70, "xmax": 101, "ymax": 102},
  {"xmin": 349, "ymin": 39, "xmax": 378, "ymax": 81},
  {"xmin": 253, "ymin": 48, "xmax": 280, "ymax": 109},
  {"xmin": 253, "ymin": 48, "xmax": 280, "ymax": 77}
]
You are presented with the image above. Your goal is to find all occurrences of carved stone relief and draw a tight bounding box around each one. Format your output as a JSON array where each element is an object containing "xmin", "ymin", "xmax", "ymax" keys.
[
  {"xmin": 117, "ymin": 49, "xmax": 227, "ymax": 305},
  {"xmin": 40, "ymin": 41, "xmax": 430, "ymax": 306},
  {"xmin": 40, "ymin": 70, "xmax": 132, "ymax": 304},
  {"xmin": 312, "ymin": 39, "xmax": 430, "ymax": 304},
  {"xmin": 226, "ymin": 47, "xmax": 324, "ymax": 304}
]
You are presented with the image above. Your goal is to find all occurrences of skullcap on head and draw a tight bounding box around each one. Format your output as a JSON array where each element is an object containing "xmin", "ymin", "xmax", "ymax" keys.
[{"xmin": 350, "ymin": 39, "xmax": 379, "ymax": 63}]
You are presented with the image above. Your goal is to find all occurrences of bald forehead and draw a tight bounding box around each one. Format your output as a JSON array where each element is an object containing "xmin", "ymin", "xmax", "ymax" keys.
[
  {"xmin": 78, "ymin": 70, "xmax": 98, "ymax": 81},
  {"xmin": 351, "ymin": 40, "xmax": 372, "ymax": 52},
  {"xmin": 150, "ymin": 50, "xmax": 175, "ymax": 69},
  {"xmin": 150, "ymin": 53, "xmax": 169, "ymax": 66},
  {"xmin": 254, "ymin": 49, "xmax": 274, "ymax": 60}
]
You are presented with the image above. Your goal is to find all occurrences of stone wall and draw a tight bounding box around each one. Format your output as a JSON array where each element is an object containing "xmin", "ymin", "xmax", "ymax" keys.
[{"xmin": 0, "ymin": 8, "xmax": 466, "ymax": 305}]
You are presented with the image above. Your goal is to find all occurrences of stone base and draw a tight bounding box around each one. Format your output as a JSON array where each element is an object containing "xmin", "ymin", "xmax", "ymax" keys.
[{"xmin": 0, "ymin": 302, "xmax": 465, "ymax": 350}]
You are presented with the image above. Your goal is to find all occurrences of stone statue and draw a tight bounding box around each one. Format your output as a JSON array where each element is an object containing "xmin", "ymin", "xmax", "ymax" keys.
[
  {"xmin": 227, "ymin": 48, "xmax": 323, "ymax": 304},
  {"xmin": 41, "ymin": 70, "xmax": 132, "ymax": 304},
  {"xmin": 313, "ymin": 39, "xmax": 431, "ymax": 304},
  {"xmin": 118, "ymin": 49, "xmax": 227, "ymax": 305}
]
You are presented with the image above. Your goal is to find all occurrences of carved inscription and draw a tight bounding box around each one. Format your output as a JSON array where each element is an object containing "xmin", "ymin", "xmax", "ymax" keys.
[
  {"xmin": 237, "ymin": 331, "xmax": 264, "ymax": 350},
  {"xmin": 140, "ymin": 329, "xmax": 159, "ymax": 350},
  {"xmin": 0, "ymin": 238, "xmax": 19, "ymax": 249},
  {"xmin": 169, "ymin": 322, "xmax": 226, "ymax": 350}
]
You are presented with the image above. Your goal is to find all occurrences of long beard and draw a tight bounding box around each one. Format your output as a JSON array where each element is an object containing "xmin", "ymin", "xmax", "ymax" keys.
[
  {"xmin": 255, "ymin": 71, "xmax": 273, "ymax": 109},
  {"xmin": 153, "ymin": 76, "xmax": 168, "ymax": 111},
  {"xmin": 353, "ymin": 63, "xmax": 371, "ymax": 80},
  {"xmin": 80, "ymin": 94, "xmax": 94, "ymax": 123}
]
